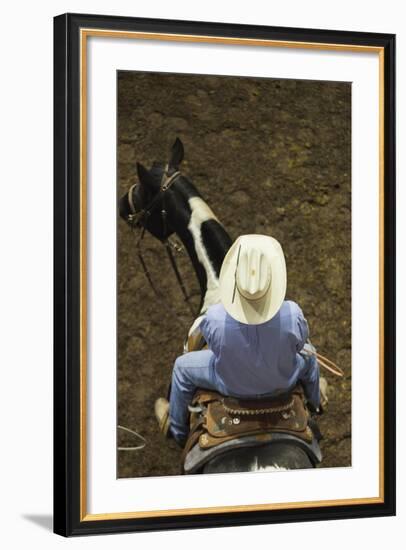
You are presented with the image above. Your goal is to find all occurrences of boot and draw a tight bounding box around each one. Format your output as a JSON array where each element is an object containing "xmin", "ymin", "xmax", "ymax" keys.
[{"xmin": 154, "ymin": 397, "xmax": 170, "ymax": 437}]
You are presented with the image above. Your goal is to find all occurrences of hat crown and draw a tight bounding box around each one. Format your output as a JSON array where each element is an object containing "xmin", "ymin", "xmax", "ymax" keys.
[
  {"xmin": 219, "ymin": 234, "xmax": 287, "ymax": 325},
  {"xmin": 236, "ymin": 247, "xmax": 271, "ymax": 300}
]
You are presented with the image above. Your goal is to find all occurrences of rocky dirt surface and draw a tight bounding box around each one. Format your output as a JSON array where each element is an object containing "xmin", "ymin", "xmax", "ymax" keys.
[{"xmin": 117, "ymin": 71, "xmax": 351, "ymax": 478}]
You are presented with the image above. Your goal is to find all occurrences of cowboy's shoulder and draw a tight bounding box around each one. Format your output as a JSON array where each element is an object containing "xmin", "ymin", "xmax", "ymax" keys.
[
  {"xmin": 280, "ymin": 300, "xmax": 305, "ymax": 319},
  {"xmin": 205, "ymin": 302, "xmax": 227, "ymax": 323}
]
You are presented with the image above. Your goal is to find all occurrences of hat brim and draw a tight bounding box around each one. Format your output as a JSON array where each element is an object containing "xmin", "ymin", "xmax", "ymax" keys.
[{"xmin": 219, "ymin": 236, "xmax": 287, "ymax": 324}]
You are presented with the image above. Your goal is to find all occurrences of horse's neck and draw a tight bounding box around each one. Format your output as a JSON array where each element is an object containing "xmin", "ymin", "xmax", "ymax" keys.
[
  {"xmin": 186, "ymin": 197, "xmax": 225, "ymax": 312},
  {"xmin": 173, "ymin": 190, "xmax": 232, "ymax": 315}
]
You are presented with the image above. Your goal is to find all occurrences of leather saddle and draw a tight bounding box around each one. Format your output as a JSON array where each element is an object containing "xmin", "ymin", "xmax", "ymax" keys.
[{"xmin": 182, "ymin": 385, "xmax": 321, "ymax": 473}]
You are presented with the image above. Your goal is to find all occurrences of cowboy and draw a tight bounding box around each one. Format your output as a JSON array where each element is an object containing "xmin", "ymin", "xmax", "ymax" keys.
[{"xmin": 155, "ymin": 234, "xmax": 322, "ymax": 446}]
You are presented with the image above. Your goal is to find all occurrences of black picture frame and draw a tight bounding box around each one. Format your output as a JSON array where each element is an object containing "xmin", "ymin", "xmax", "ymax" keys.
[{"xmin": 54, "ymin": 12, "xmax": 396, "ymax": 536}]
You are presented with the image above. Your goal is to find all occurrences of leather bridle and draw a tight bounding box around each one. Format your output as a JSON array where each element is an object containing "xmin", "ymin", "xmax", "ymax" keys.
[
  {"xmin": 126, "ymin": 166, "xmax": 198, "ymax": 320},
  {"xmin": 126, "ymin": 164, "xmax": 181, "ymax": 230}
]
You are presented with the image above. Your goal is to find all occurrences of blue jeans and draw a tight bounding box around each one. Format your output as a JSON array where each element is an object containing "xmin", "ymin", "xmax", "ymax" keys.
[{"xmin": 169, "ymin": 350, "xmax": 227, "ymax": 444}]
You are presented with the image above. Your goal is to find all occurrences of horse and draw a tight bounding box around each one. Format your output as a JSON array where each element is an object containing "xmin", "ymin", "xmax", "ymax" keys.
[{"xmin": 119, "ymin": 138, "xmax": 322, "ymax": 473}]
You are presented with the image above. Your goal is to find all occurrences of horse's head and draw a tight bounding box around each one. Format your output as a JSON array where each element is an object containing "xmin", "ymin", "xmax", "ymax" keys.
[{"xmin": 119, "ymin": 138, "xmax": 185, "ymax": 241}]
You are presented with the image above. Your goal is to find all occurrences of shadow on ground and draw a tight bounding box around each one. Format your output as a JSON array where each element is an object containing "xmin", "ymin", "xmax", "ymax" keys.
[{"xmin": 22, "ymin": 514, "xmax": 53, "ymax": 532}]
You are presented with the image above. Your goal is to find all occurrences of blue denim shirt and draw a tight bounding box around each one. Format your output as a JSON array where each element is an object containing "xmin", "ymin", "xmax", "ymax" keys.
[{"xmin": 199, "ymin": 301, "xmax": 320, "ymax": 408}]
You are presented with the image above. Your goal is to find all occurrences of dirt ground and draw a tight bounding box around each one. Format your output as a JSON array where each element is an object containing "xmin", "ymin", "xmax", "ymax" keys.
[{"xmin": 117, "ymin": 71, "xmax": 351, "ymax": 478}]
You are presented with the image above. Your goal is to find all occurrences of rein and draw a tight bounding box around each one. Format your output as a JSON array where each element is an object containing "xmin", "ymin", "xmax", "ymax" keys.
[{"xmin": 127, "ymin": 167, "xmax": 198, "ymax": 320}]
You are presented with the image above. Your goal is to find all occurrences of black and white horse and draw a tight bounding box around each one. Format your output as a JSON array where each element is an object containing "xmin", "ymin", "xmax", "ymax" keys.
[{"xmin": 119, "ymin": 138, "xmax": 320, "ymax": 473}]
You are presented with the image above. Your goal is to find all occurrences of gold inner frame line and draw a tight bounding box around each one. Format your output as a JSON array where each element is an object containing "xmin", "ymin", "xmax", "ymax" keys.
[{"xmin": 79, "ymin": 27, "xmax": 385, "ymax": 522}]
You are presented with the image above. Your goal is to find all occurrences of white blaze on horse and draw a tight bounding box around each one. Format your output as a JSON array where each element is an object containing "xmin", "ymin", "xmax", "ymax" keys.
[{"xmin": 119, "ymin": 138, "xmax": 322, "ymax": 473}]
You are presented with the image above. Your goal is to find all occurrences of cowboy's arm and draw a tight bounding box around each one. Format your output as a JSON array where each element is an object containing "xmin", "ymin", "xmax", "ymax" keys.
[
  {"xmin": 294, "ymin": 306, "xmax": 320, "ymax": 410},
  {"xmin": 196, "ymin": 303, "xmax": 224, "ymax": 356},
  {"xmin": 185, "ymin": 304, "xmax": 223, "ymax": 352},
  {"xmin": 186, "ymin": 316, "xmax": 207, "ymax": 352},
  {"xmin": 295, "ymin": 305, "xmax": 309, "ymax": 352},
  {"xmin": 299, "ymin": 356, "xmax": 320, "ymax": 411}
]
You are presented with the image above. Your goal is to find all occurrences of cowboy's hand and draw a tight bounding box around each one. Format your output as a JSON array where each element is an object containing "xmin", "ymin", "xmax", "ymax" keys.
[
  {"xmin": 184, "ymin": 314, "xmax": 207, "ymax": 352},
  {"xmin": 187, "ymin": 329, "xmax": 206, "ymax": 352}
]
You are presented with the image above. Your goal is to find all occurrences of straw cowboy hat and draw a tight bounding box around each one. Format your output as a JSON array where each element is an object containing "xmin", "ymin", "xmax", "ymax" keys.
[{"xmin": 219, "ymin": 234, "xmax": 287, "ymax": 325}]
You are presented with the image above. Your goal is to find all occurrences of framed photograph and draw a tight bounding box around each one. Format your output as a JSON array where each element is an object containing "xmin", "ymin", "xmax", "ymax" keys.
[{"xmin": 54, "ymin": 13, "xmax": 396, "ymax": 536}]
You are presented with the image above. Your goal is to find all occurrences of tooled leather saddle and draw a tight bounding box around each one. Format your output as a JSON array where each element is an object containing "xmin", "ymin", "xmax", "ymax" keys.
[{"xmin": 182, "ymin": 384, "xmax": 320, "ymax": 472}]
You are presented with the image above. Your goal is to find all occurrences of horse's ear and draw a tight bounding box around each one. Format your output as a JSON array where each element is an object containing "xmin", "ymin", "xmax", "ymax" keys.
[
  {"xmin": 136, "ymin": 162, "xmax": 154, "ymax": 187},
  {"xmin": 169, "ymin": 138, "xmax": 184, "ymax": 169}
]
